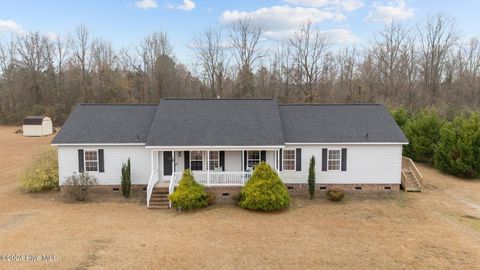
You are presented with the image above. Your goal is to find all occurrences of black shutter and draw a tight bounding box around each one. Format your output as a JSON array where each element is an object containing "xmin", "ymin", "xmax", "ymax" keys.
[
  {"xmin": 184, "ymin": 151, "xmax": 190, "ymax": 169},
  {"xmin": 322, "ymin": 148, "xmax": 327, "ymax": 171},
  {"xmin": 220, "ymin": 151, "xmax": 225, "ymax": 171},
  {"xmin": 260, "ymin": 151, "xmax": 266, "ymax": 162},
  {"xmin": 78, "ymin": 149, "xmax": 84, "ymax": 173},
  {"xmin": 296, "ymin": 148, "xmax": 302, "ymax": 171},
  {"xmin": 243, "ymin": 151, "xmax": 247, "ymax": 170},
  {"xmin": 279, "ymin": 149, "xmax": 283, "ymax": 171},
  {"xmin": 341, "ymin": 148, "xmax": 347, "ymax": 171},
  {"xmin": 98, "ymin": 149, "xmax": 104, "ymax": 172}
]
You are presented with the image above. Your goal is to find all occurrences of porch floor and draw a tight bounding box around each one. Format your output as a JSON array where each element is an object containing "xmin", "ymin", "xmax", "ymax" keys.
[{"xmin": 154, "ymin": 182, "xmax": 169, "ymax": 188}]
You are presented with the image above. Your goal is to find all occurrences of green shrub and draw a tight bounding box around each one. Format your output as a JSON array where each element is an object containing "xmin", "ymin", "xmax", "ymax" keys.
[
  {"xmin": 326, "ymin": 188, "xmax": 345, "ymax": 202},
  {"xmin": 403, "ymin": 109, "xmax": 444, "ymax": 164},
  {"xmin": 121, "ymin": 158, "xmax": 131, "ymax": 198},
  {"xmin": 21, "ymin": 146, "xmax": 59, "ymax": 192},
  {"xmin": 390, "ymin": 107, "xmax": 410, "ymax": 129},
  {"xmin": 168, "ymin": 169, "xmax": 209, "ymax": 210},
  {"xmin": 434, "ymin": 113, "xmax": 480, "ymax": 178},
  {"xmin": 308, "ymin": 156, "xmax": 315, "ymax": 200},
  {"xmin": 238, "ymin": 162, "xmax": 291, "ymax": 211},
  {"xmin": 63, "ymin": 172, "xmax": 98, "ymax": 201}
]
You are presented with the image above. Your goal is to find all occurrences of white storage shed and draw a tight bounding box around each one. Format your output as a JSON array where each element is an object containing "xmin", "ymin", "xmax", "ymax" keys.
[{"xmin": 23, "ymin": 116, "xmax": 53, "ymax": 136}]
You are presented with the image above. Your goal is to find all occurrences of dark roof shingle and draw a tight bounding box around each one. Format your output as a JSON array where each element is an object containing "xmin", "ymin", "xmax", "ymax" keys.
[
  {"xmin": 278, "ymin": 104, "xmax": 408, "ymax": 143},
  {"xmin": 146, "ymin": 99, "xmax": 285, "ymax": 146},
  {"xmin": 52, "ymin": 104, "xmax": 157, "ymax": 144}
]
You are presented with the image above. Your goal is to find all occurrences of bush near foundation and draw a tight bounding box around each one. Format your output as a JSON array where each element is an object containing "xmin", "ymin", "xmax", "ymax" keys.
[
  {"xmin": 63, "ymin": 172, "xmax": 98, "ymax": 201},
  {"xmin": 238, "ymin": 162, "xmax": 291, "ymax": 211},
  {"xmin": 169, "ymin": 169, "xmax": 209, "ymax": 210},
  {"xmin": 326, "ymin": 188, "xmax": 345, "ymax": 202},
  {"xmin": 21, "ymin": 146, "xmax": 59, "ymax": 192}
]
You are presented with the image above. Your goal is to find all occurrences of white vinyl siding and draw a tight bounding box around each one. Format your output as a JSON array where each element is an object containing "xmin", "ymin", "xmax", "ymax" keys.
[
  {"xmin": 57, "ymin": 145, "xmax": 150, "ymax": 185},
  {"xmin": 279, "ymin": 145, "xmax": 402, "ymax": 184}
]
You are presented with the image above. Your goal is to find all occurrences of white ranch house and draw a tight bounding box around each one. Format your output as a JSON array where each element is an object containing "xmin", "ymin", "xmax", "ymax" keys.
[{"xmin": 52, "ymin": 99, "xmax": 416, "ymax": 208}]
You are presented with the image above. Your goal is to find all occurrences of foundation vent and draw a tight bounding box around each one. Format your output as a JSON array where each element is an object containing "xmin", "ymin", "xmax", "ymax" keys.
[{"xmin": 355, "ymin": 186, "xmax": 362, "ymax": 190}]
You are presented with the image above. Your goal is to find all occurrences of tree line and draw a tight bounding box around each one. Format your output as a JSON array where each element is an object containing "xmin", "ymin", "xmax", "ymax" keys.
[
  {"xmin": 392, "ymin": 108, "xmax": 480, "ymax": 179},
  {"xmin": 1, "ymin": 13, "xmax": 479, "ymax": 125}
]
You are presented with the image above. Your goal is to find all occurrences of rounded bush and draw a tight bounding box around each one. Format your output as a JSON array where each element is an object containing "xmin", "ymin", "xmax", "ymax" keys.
[
  {"xmin": 21, "ymin": 146, "xmax": 59, "ymax": 192},
  {"xmin": 238, "ymin": 162, "xmax": 291, "ymax": 211},
  {"xmin": 169, "ymin": 169, "xmax": 209, "ymax": 210},
  {"xmin": 326, "ymin": 188, "xmax": 345, "ymax": 202}
]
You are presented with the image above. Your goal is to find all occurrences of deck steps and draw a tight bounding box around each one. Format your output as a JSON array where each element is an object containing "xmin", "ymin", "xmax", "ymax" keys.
[
  {"xmin": 149, "ymin": 186, "xmax": 170, "ymax": 209},
  {"xmin": 401, "ymin": 168, "xmax": 422, "ymax": 192}
]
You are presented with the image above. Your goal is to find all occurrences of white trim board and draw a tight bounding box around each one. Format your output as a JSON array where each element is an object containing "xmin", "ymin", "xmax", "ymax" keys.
[
  {"xmin": 52, "ymin": 143, "xmax": 146, "ymax": 146},
  {"xmin": 146, "ymin": 145, "xmax": 285, "ymax": 150},
  {"xmin": 284, "ymin": 142, "xmax": 407, "ymax": 145}
]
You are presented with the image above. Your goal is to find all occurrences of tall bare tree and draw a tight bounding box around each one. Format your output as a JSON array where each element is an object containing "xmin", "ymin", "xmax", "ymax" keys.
[
  {"xmin": 418, "ymin": 14, "xmax": 458, "ymax": 103},
  {"xmin": 289, "ymin": 21, "xmax": 329, "ymax": 102},
  {"xmin": 191, "ymin": 28, "xmax": 228, "ymax": 97}
]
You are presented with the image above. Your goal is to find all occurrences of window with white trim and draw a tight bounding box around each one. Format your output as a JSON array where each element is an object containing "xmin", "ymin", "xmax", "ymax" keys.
[
  {"xmin": 282, "ymin": 149, "xmax": 296, "ymax": 171},
  {"xmin": 247, "ymin": 151, "xmax": 260, "ymax": 169},
  {"xmin": 209, "ymin": 151, "xmax": 220, "ymax": 170},
  {"xmin": 327, "ymin": 149, "xmax": 341, "ymax": 171},
  {"xmin": 84, "ymin": 150, "xmax": 98, "ymax": 172},
  {"xmin": 190, "ymin": 151, "xmax": 203, "ymax": 171}
]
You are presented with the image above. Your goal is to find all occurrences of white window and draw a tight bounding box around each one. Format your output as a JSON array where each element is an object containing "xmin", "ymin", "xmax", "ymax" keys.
[
  {"xmin": 84, "ymin": 150, "xmax": 98, "ymax": 172},
  {"xmin": 190, "ymin": 151, "xmax": 203, "ymax": 171},
  {"xmin": 247, "ymin": 151, "xmax": 260, "ymax": 169},
  {"xmin": 209, "ymin": 151, "xmax": 220, "ymax": 170},
  {"xmin": 282, "ymin": 149, "xmax": 296, "ymax": 171},
  {"xmin": 328, "ymin": 149, "xmax": 341, "ymax": 171}
]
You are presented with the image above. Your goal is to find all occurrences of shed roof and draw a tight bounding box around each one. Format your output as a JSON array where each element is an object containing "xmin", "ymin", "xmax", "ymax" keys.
[{"xmin": 23, "ymin": 116, "xmax": 49, "ymax": 125}]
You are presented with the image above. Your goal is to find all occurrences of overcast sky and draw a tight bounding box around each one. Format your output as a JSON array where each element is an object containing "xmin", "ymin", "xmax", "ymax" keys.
[{"xmin": 1, "ymin": 0, "xmax": 479, "ymax": 64}]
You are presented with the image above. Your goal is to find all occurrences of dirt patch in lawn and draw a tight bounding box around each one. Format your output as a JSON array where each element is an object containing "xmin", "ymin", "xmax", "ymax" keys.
[{"xmin": 0, "ymin": 125, "xmax": 479, "ymax": 270}]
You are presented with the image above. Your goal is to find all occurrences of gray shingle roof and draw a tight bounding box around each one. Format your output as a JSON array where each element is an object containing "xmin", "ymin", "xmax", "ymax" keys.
[
  {"xmin": 53, "ymin": 100, "xmax": 407, "ymax": 145},
  {"xmin": 146, "ymin": 99, "xmax": 285, "ymax": 146},
  {"xmin": 279, "ymin": 104, "xmax": 408, "ymax": 143},
  {"xmin": 52, "ymin": 104, "xmax": 157, "ymax": 144}
]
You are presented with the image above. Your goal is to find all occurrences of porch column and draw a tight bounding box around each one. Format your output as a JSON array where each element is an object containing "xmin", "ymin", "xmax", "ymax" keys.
[
  {"xmin": 171, "ymin": 150, "xmax": 175, "ymax": 176},
  {"xmin": 207, "ymin": 150, "xmax": 210, "ymax": 186},
  {"xmin": 150, "ymin": 150, "xmax": 154, "ymax": 175}
]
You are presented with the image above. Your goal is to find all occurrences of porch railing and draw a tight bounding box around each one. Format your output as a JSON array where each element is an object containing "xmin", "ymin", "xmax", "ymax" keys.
[
  {"xmin": 146, "ymin": 168, "xmax": 159, "ymax": 208},
  {"xmin": 168, "ymin": 171, "xmax": 252, "ymax": 194}
]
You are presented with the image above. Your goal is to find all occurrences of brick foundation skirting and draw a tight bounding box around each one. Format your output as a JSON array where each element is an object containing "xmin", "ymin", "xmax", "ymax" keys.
[
  {"xmin": 284, "ymin": 183, "xmax": 400, "ymax": 196},
  {"xmin": 60, "ymin": 183, "xmax": 399, "ymax": 198},
  {"xmin": 60, "ymin": 184, "xmax": 147, "ymax": 193}
]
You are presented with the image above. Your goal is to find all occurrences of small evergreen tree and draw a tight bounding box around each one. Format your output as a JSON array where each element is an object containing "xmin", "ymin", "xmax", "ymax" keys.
[
  {"xmin": 121, "ymin": 158, "xmax": 131, "ymax": 198},
  {"xmin": 403, "ymin": 109, "xmax": 444, "ymax": 164},
  {"xmin": 390, "ymin": 107, "xmax": 410, "ymax": 129},
  {"xmin": 434, "ymin": 113, "xmax": 480, "ymax": 178},
  {"xmin": 308, "ymin": 156, "xmax": 315, "ymax": 200}
]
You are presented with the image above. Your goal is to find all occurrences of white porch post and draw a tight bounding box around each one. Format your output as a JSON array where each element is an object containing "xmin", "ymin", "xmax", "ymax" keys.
[
  {"xmin": 150, "ymin": 150, "xmax": 154, "ymax": 176},
  {"xmin": 277, "ymin": 149, "xmax": 280, "ymax": 172},
  {"xmin": 207, "ymin": 150, "xmax": 210, "ymax": 186},
  {"xmin": 171, "ymin": 150, "xmax": 175, "ymax": 177}
]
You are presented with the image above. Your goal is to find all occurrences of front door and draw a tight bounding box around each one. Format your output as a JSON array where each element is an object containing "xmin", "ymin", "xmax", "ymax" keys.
[{"xmin": 163, "ymin": 152, "xmax": 173, "ymax": 176}]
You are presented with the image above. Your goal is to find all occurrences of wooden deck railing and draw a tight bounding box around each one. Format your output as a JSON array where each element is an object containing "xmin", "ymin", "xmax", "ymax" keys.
[
  {"xmin": 168, "ymin": 171, "xmax": 252, "ymax": 194},
  {"xmin": 402, "ymin": 156, "xmax": 424, "ymax": 188}
]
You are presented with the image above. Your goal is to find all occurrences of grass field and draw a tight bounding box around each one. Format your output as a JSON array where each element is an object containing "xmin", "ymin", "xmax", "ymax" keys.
[{"xmin": 0, "ymin": 126, "xmax": 479, "ymax": 270}]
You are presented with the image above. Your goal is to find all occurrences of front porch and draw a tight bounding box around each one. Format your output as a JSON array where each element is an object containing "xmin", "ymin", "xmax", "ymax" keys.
[{"xmin": 146, "ymin": 148, "xmax": 283, "ymax": 208}]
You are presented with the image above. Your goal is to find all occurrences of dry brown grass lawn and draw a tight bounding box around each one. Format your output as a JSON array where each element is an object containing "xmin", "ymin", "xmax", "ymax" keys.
[{"xmin": 0, "ymin": 125, "xmax": 479, "ymax": 270}]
